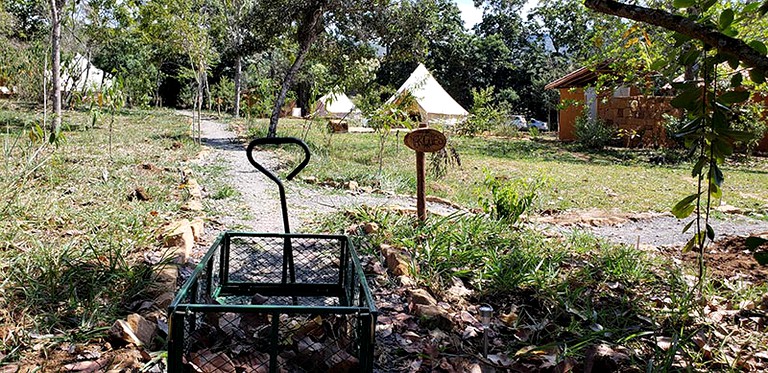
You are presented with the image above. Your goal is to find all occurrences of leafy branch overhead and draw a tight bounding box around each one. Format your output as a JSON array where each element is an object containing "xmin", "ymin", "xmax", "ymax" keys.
[{"xmin": 584, "ymin": 0, "xmax": 768, "ymax": 79}]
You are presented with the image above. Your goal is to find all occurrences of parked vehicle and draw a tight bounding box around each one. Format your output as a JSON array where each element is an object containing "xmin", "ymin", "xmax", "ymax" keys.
[
  {"xmin": 508, "ymin": 115, "xmax": 527, "ymax": 129},
  {"xmin": 529, "ymin": 119, "xmax": 548, "ymax": 131}
]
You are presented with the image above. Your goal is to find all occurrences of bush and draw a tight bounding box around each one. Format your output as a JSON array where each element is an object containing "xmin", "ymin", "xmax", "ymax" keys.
[
  {"xmin": 212, "ymin": 77, "xmax": 235, "ymax": 114},
  {"xmin": 575, "ymin": 113, "xmax": 614, "ymax": 150},
  {"xmin": 477, "ymin": 170, "xmax": 546, "ymax": 224},
  {"xmin": 455, "ymin": 86, "xmax": 503, "ymax": 137},
  {"xmin": 731, "ymin": 102, "xmax": 767, "ymax": 153},
  {"xmin": 661, "ymin": 113, "xmax": 686, "ymax": 147}
]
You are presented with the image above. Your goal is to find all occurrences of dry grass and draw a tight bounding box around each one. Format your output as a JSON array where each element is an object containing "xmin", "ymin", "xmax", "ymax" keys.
[{"xmin": 0, "ymin": 107, "xmax": 198, "ymax": 363}]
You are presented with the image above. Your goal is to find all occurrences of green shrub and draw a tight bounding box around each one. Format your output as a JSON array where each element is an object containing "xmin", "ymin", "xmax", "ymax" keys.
[
  {"xmin": 528, "ymin": 126, "xmax": 539, "ymax": 138},
  {"xmin": 731, "ymin": 102, "xmax": 767, "ymax": 153},
  {"xmin": 477, "ymin": 170, "xmax": 546, "ymax": 223},
  {"xmin": 455, "ymin": 86, "xmax": 503, "ymax": 137},
  {"xmin": 661, "ymin": 113, "xmax": 685, "ymax": 147},
  {"xmin": 212, "ymin": 77, "xmax": 235, "ymax": 114},
  {"xmin": 575, "ymin": 112, "xmax": 614, "ymax": 150}
]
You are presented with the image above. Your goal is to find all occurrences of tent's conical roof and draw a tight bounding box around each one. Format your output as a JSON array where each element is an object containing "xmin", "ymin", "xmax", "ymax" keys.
[
  {"xmin": 388, "ymin": 63, "xmax": 468, "ymax": 117},
  {"xmin": 318, "ymin": 92, "xmax": 358, "ymax": 115}
]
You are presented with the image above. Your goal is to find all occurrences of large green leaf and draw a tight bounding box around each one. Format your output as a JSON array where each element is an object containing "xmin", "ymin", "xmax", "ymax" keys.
[
  {"xmin": 680, "ymin": 48, "xmax": 701, "ymax": 66},
  {"xmin": 706, "ymin": 224, "xmax": 715, "ymax": 240},
  {"xmin": 719, "ymin": 9, "xmax": 734, "ymax": 30},
  {"xmin": 730, "ymin": 73, "xmax": 743, "ymax": 87},
  {"xmin": 749, "ymin": 40, "xmax": 768, "ymax": 55},
  {"xmin": 650, "ymin": 58, "xmax": 668, "ymax": 70},
  {"xmin": 683, "ymin": 236, "xmax": 696, "ymax": 253},
  {"xmin": 671, "ymin": 88, "xmax": 701, "ymax": 110},
  {"xmin": 691, "ymin": 157, "xmax": 706, "ymax": 177},
  {"xmin": 718, "ymin": 90, "xmax": 750, "ymax": 104},
  {"xmin": 713, "ymin": 164, "xmax": 724, "ymax": 186},
  {"xmin": 672, "ymin": 194, "xmax": 699, "ymax": 219},
  {"xmin": 673, "ymin": 0, "xmax": 696, "ymax": 8},
  {"xmin": 712, "ymin": 137, "xmax": 733, "ymax": 157},
  {"xmin": 750, "ymin": 69, "xmax": 766, "ymax": 84},
  {"xmin": 709, "ymin": 181, "xmax": 722, "ymax": 200},
  {"xmin": 755, "ymin": 252, "xmax": 768, "ymax": 265},
  {"xmin": 723, "ymin": 28, "xmax": 739, "ymax": 38},
  {"xmin": 721, "ymin": 129, "xmax": 754, "ymax": 142},
  {"xmin": 746, "ymin": 236, "xmax": 768, "ymax": 250},
  {"xmin": 682, "ymin": 219, "xmax": 695, "ymax": 234}
]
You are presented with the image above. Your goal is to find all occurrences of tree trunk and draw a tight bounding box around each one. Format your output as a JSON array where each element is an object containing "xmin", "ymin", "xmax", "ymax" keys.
[
  {"xmin": 267, "ymin": 6, "xmax": 325, "ymax": 137},
  {"xmin": 234, "ymin": 55, "xmax": 242, "ymax": 118},
  {"xmin": 154, "ymin": 63, "xmax": 163, "ymax": 107},
  {"xmin": 297, "ymin": 80, "xmax": 310, "ymax": 117},
  {"xmin": 583, "ymin": 0, "xmax": 768, "ymax": 74},
  {"xmin": 50, "ymin": 0, "xmax": 64, "ymax": 136}
]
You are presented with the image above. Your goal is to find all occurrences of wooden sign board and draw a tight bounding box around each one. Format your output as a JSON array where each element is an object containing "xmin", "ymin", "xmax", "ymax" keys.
[{"xmin": 404, "ymin": 128, "xmax": 446, "ymax": 153}]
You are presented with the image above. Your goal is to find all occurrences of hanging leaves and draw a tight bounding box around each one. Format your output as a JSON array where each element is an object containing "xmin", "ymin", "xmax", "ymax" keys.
[{"xmin": 671, "ymin": 194, "xmax": 699, "ymax": 219}]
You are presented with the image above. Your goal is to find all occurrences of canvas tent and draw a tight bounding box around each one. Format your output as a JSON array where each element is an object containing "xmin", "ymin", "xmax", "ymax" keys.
[
  {"xmin": 314, "ymin": 92, "xmax": 362, "ymax": 119},
  {"xmin": 386, "ymin": 63, "xmax": 468, "ymax": 126},
  {"xmin": 61, "ymin": 54, "xmax": 113, "ymax": 93}
]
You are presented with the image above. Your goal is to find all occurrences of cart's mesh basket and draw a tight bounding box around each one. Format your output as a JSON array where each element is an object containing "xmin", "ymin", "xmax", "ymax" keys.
[{"xmin": 168, "ymin": 232, "xmax": 377, "ymax": 373}]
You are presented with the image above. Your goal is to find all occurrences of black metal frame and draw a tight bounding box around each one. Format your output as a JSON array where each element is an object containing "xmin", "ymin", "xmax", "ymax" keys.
[{"xmin": 167, "ymin": 232, "xmax": 377, "ymax": 373}]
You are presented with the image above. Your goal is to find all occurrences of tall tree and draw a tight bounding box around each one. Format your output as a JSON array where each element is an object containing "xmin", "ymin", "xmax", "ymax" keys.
[
  {"xmin": 209, "ymin": 0, "xmax": 288, "ymax": 118},
  {"xmin": 265, "ymin": 0, "xmax": 386, "ymax": 138}
]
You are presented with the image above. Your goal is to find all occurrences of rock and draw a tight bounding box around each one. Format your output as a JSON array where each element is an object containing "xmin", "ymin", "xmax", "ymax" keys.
[
  {"xmin": 109, "ymin": 319, "xmax": 143, "ymax": 346},
  {"xmin": 409, "ymin": 288, "xmax": 437, "ymax": 307},
  {"xmin": 190, "ymin": 217, "xmax": 205, "ymax": 242},
  {"xmin": 397, "ymin": 275, "xmax": 417, "ymax": 288},
  {"xmin": 186, "ymin": 178, "xmax": 203, "ymax": 199},
  {"xmin": 151, "ymin": 266, "xmax": 178, "ymax": 294},
  {"xmin": 153, "ymin": 292, "xmax": 175, "ymax": 310},
  {"xmin": 445, "ymin": 277, "xmax": 473, "ymax": 305},
  {"xmin": 346, "ymin": 181, "xmax": 359, "ymax": 190},
  {"xmin": 412, "ymin": 304, "xmax": 452, "ymax": 330},
  {"xmin": 716, "ymin": 203, "xmax": 743, "ymax": 214},
  {"xmin": 362, "ymin": 222, "xmax": 379, "ymax": 234},
  {"xmin": 163, "ymin": 220, "xmax": 194, "ymax": 262},
  {"xmin": 126, "ymin": 314, "xmax": 157, "ymax": 347},
  {"xmin": 181, "ymin": 200, "xmax": 203, "ymax": 212},
  {"xmin": 381, "ymin": 245, "xmax": 411, "ymax": 276}
]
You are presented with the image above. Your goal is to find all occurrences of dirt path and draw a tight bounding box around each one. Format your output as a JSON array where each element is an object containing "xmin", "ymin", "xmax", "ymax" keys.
[
  {"xmin": 185, "ymin": 112, "xmax": 768, "ymax": 249},
  {"xmin": 185, "ymin": 112, "xmax": 459, "ymax": 234}
]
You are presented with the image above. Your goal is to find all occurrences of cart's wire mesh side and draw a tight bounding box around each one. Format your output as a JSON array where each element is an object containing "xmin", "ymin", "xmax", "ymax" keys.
[
  {"xmin": 178, "ymin": 310, "xmax": 366, "ymax": 372},
  {"xmin": 226, "ymin": 235, "xmax": 342, "ymax": 285},
  {"xmin": 168, "ymin": 232, "xmax": 377, "ymax": 373}
]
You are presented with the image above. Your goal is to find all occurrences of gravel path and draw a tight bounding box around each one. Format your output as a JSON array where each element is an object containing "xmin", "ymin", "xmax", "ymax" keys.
[
  {"xmin": 589, "ymin": 214, "xmax": 768, "ymax": 247},
  {"xmin": 186, "ymin": 112, "xmax": 768, "ymax": 247},
  {"xmin": 186, "ymin": 112, "xmax": 459, "ymax": 233}
]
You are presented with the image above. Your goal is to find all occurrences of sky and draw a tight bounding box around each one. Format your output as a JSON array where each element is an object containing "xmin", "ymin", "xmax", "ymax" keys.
[{"xmin": 455, "ymin": 0, "xmax": 538, "ymax": 29}]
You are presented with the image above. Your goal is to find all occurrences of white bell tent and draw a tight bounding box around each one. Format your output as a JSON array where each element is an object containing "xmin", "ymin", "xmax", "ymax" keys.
[{"xmin": 386, "ymin": 63, "xmax": 468, "ymax": 126}]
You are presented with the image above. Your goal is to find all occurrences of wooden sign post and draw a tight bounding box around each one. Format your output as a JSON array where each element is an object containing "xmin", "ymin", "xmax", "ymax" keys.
[{"xmin": 404, "ymin": 125, "xmax": 446, "ymax": 221}]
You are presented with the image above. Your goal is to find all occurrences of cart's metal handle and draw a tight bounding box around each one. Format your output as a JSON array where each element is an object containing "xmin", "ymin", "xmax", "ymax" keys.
[
  {"xmin": 246, "ymin": 137, "xmax": 311, "ymax": 181},
  {"xmin": 245, "ymin": 137, "xmax": 310, "ymax": 290}
]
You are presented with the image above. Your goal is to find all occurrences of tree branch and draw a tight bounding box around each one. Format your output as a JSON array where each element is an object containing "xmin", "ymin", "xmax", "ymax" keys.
[{"xmin": 584, "ymin": 0, "xmax": 768, "ymax": 74}]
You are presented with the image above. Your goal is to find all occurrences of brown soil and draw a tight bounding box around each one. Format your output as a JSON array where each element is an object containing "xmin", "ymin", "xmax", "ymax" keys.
[{"xmin": 676, "ymin": 235, "xmax": 768, "ymax": 284}]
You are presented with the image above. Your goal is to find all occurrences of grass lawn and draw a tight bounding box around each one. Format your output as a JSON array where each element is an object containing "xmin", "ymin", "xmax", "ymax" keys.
[
  {"xmin": 238, "ymin": 117, "xmax": 768, "ymax": 214},
  {"xmin": 0, "ymin": 105, "xmax": 198, "ymax": 364}
]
